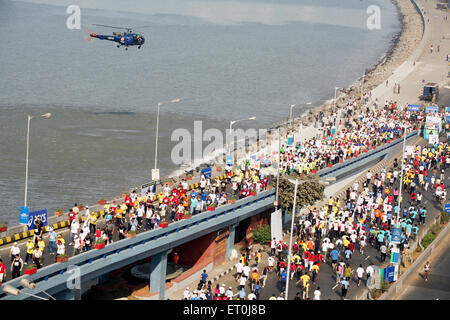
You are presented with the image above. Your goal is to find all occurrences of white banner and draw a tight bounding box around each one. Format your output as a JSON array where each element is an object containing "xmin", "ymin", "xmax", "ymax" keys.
[
  {"xmin": 428, "ymin": 134, "xmax": 439, "ymax": 145},
  {"xmin": 271, "ymin": 209, "xmax": 283, "ymax": 243},
  {"xmin": 151, "ymin": 169, "xmax": 160, "ymax": 181}
]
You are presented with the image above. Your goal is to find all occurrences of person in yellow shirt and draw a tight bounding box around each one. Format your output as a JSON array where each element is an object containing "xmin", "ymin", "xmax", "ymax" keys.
[
  {"xmin": 37, "ymin": 238, "xmax": 45, "ymax": 254},
  {"xmin": 328, "ymin": 197, "xmax": 334, "ymax": 212},
  {"xmin": 89, "ymin": 212, "xmax": 97, "ymax": 234},
  {"xmin": 25, "ymin": 239, "xmax": 34, "ymax": 264},
  {"xmin": 157, "ymin": 192, "xmax": 165, "ymax": 204},
  {"xmin": 311, "ymin": 263, "xmax": 320, "ymax": 274},
  {"xmin": 299, "ymin": 273, "xmax": 310, "ymax": 299},
  {"xmin": 343, "ymin": 238, "xmax": 350, "ymax": 248},
  {"xmin": 57, "ymin": 234, "xmax": 65, "ymax": 245}
]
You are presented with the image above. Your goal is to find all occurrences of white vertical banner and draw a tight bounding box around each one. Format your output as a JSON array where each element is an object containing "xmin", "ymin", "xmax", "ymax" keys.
[
  {"xmin": 394, "ymin": 264, "xmax": 399, "ymax": 281},
  {"xmin": 271, "ymin": 209, "xmax": 283, "ymax": 243}
]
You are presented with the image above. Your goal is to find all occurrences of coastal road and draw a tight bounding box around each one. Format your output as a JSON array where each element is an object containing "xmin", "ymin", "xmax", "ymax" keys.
[{"xmin": 170, "ymin": 155, "xmax": 450, "ymax": 300}]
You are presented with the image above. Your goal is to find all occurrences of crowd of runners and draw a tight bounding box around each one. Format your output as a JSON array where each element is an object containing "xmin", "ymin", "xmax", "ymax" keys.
[
  {"xmin": 278, "ymin": 99, "xmax": 425, "ymax": 176},
  {"xmin": 179, "ymin": 137, "xmax": 448, "ymax": 299},
  {"xmin": 0, "ymin": 93, "xmax": 447, "ymax": 293}
]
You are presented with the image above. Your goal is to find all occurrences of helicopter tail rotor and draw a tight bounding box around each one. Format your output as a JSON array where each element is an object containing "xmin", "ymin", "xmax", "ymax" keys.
[{"xmin": 86, "ymin": 29, "xmax": 95, "ymax": 43}]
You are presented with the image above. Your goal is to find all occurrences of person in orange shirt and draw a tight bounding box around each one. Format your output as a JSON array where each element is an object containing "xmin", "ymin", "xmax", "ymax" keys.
[
  {"xmin": 250, "ymin": 270, "xmax": 260, "ymax": 291},
  {"xmin": 173, "ymin": 252, "xmax": 179, "ymax": 265},
  {"xmin": 307, "ymin": 239, "xmax": 314, "ymax": 251}
]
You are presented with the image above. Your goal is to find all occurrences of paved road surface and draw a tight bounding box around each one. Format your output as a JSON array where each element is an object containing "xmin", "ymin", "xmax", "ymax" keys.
[{"xmin": 395, "ymin": 231, "xmax": 450, "ymax": 300}]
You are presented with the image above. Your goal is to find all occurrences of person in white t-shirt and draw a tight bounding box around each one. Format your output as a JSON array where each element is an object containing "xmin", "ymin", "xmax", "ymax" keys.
[
  {"xmin": 226, "ymin": 287, "xmax": 234, "ymax": 299},
  {"xmin": 235, "ymin": 261, "xmax": 243, "ymax": 280},
  {"xmin": 9, "ymin": 243, "xmax": 20, "ymax": 262},
  {"xmin": 366, "ymin": 265, "xmax": 374, "ymax": 280},
  {"xmin": 356, "ymin": 264, "xmax": 365, "ymax": 287},
  {"xmin": 183, "ymin": 287, "xmax": 191, "ymax": 300},
  {"xmin": 247, "ymin": 291, "xmax": 257, "ymax": 300},
  {"xmin": 69, "ymin": 219, "xmax": 79, "ymax": 245},
  {"xmin": 267, "ymin": 256, "xmax": 275, "ymax": 272},
  {"xmin": 242, "ymin": 264, "xmax": 251, "ymax": 279},
  {"xmin": 239, "ymin": 275, "xmax": 247, "ymax": 290},
  {"xmin": 313, "ymin": 287, "xmax": 321, "ymax": 300}
]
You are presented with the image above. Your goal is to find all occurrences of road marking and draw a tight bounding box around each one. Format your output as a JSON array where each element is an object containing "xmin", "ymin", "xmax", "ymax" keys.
[
  {"xmin": 365, "ymin": 256, "xmax": 371, "ymax": 260},
  {"xmin": 332, "ymin": 284, "xmax": 338, "ymax": 290}
]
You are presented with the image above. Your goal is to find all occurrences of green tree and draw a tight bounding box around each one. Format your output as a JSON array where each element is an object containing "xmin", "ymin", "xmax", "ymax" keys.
[
  {"xmin": 274, "ymin": 176, "xmax": 325, "ymax": 211},
  {"xmin": 252, "ymin": 224, "xmax": 271, "ymax": 244}
]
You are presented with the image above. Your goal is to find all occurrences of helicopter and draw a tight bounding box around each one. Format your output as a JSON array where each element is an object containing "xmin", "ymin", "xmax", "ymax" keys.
[{"xmin": 87, "ymin": 24, "xmax": 149, "ymax": 50}]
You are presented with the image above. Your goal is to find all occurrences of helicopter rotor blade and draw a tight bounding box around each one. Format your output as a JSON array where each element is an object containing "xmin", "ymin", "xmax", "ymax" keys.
[
  {"xmin": 92, "ymin": 23, "xmax": 127, "ymax": 30},
  {"xmin": 133, "ymin": 25, "xmax": 152, "ymax": 29}
]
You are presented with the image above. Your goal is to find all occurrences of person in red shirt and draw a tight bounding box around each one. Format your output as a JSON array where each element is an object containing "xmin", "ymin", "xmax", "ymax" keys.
[
  {"xmin": 348, "ymin": 242, "xmax": 354, "ymax": 253},
  {"xmin": 388, "ymin": 194, "xmax": 394, "ymax": 205},
  {"xmin": 0, "ymin": 258, "xmax": 6, "ymax": 286},
  {"xmin": 304, "ymin": 250, "xmax": 312, "ymax": 266},
  {"xmin": 278, "ymin": 260, "xmax": 286, "ymax": 273},
  {"xmin": 125, "ymin": 195, "xmax": 133, "ymax": 214},
  {"xmin": 314, "ymin": 252, "xmax": 324, "ymax": 268},
  {"xmin": 411, "ymin": 192, "xmax": 417, "ymax": 204},
  {"xmin": 68, "ymin": 209, "xmax": 76, "ymax": 223}
]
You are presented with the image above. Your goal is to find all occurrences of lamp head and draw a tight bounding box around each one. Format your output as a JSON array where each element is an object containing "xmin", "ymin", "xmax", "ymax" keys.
[
  {"xmin": 20, "ymin": 279, "xmax": 36, "ymax": 290},
  {"xmin": 40, "ymin": 113, "xmax": 51, "ymax": 119},
  {"xmin": 249, "ymin": 116, "xmax": 256, "ymax": 120},
  {"xmin": 2, "ymin": 285, "xmax": 20, "ymax": 296}
]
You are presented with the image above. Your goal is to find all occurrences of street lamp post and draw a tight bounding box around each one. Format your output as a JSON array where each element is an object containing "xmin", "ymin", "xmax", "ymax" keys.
[
  {"xmin": 396, "ymin": 123, "xmax": 408, "ymax": 225},
  {"xmin": 228, "ymin": 116, "xmax": 256, "ymax": 166},
  {"xmin": 275, "ymin": 127, "xmax": 281, "ymax": 209},
  {"xmin": 285, "ymin": 179, "xmax": 298, "ymax": 300},
  {"xmin": 289, "ymin": 102, "xmax": 312, "ymax": 131},
  {"xmin": 334, "ymin": 87, "xmax": 341, "ymax": 111},
  {"xmin": 284, "ymin": 177, "xmax": 322, "ymax": 299},
  {"xmin": 24, "ymin": 113, "xmax": 51, "ymax": 208},
  {"xmin": 154, "ymin": 99, "xmax": 180, "ymax": 172},
  {"xmin": 359, "ymin": 74, "xmax": 366, "ymax": 109}
]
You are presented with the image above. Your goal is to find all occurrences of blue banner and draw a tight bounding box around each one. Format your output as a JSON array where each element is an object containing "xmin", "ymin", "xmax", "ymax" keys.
[
  {"xmin": 446, "ymin": 115, "xmax": 450, "ymax": 124},
  {"xmin": 226, "ymin": 155, "xmax": 233, "ymax": 166},
  {"xmin": 391, "ymin": 227, "xmax": 402, "ymax": 244},
  {"xmin": 409, "ymin": 104, "xmax": 420, "ymax": 112},
  {"xmin": 27, "ymin": 209, "xmax": 48, "ymax": 231},
  {"xmin": 287, "ymin": 135, "xmax": 294, "ymax": 146},
  {"xmin": 20, "ymin": 206, "xmax": 29, "ymax": 225},
  {"xmin": 445, "ymin": 203, "xmax": 450, "ymax": 214},
  {"xmin": 391, "ymin": 251, "xmax": 399, "ymax": 264},
  {"xmin": 384, "ymin": 266, "xmax": 396, "ymax": 283},
  {"xmin": 201, "ymin": 167, "xmax": 212, "ymax": 179},
  {"xmin": 425, "ymin": 105, "xmax": 439, "ymax": 113}
]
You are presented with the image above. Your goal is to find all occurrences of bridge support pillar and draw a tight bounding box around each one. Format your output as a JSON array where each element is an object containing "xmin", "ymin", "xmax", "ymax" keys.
[
  {"xmin": 226, "ymin": 224, "xmax": 237, "ymax": 260},
  {"xmin": 149, "ymin": 250, "xmax": 168, "ymax": 300}
]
